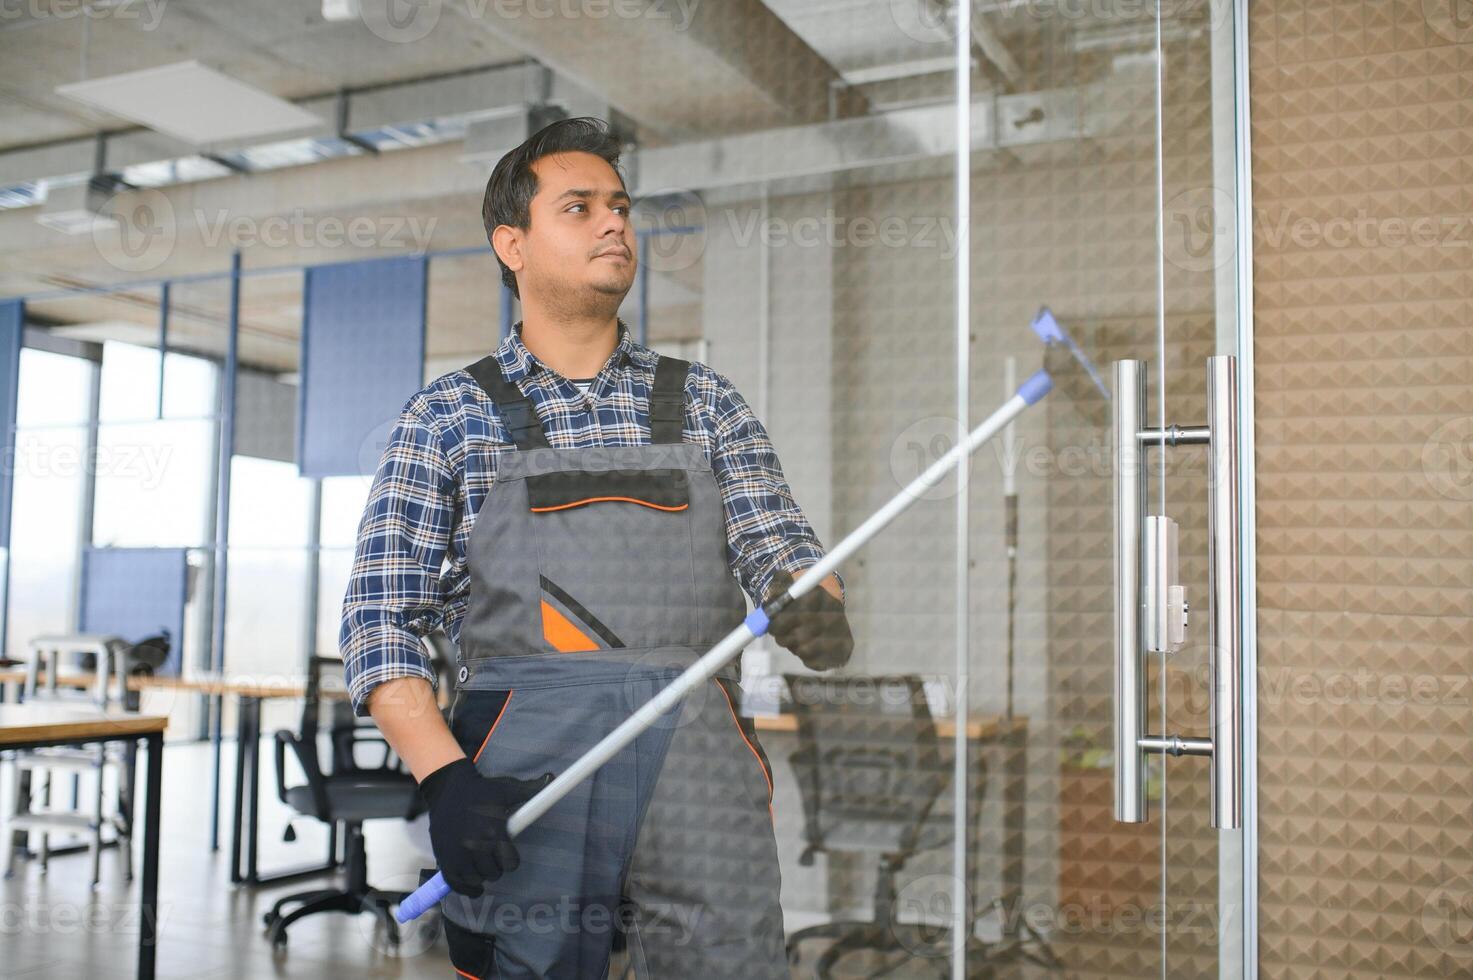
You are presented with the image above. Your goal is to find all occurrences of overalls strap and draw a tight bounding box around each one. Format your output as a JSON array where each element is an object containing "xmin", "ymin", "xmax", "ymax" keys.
[
  {"xmin": 464, "ymin": 354, "xmax": 550, "ymax": 451},
  {"xmin": 464, "ymin": 352, "xmax": 692, "ymax": 448},
  {"xmin": 648, "ymin": 355, "xmax": 690, "ymax": 445}
]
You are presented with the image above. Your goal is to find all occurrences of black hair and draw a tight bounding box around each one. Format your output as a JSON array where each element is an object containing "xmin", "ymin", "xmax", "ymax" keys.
[{"xmin": 482, "ymin": 116, "xmax": 626, "ymax": 298}]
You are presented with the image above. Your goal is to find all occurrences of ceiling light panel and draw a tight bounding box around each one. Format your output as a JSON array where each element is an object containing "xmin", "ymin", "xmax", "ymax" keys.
[{"xmin": 55, "ymin": 61, "xmax": 323, "ymax": 146}]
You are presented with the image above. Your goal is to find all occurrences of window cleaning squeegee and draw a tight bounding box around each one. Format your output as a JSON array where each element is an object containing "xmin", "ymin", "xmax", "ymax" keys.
[{"xmin": 397, "ymin": 367, "xmax": 1054, "ymax": 923}]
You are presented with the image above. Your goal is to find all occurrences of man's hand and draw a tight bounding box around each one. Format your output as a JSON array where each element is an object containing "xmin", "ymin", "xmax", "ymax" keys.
[
  {"xmin": 418, "ymin": 758, "xmax": 552, "ymax": 897},
  {"xmin": 763, "ymin": 568, "xmax": 854, "ymax": 671}
]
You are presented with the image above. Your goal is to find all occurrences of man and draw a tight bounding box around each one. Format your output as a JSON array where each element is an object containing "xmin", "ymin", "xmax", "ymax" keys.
[{"xmin": 341, "ymin": 116, "xmax": 852, "ymax": 979}]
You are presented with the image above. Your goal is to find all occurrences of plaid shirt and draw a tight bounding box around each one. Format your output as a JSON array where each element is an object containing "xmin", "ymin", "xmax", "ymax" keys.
[{"xmin": 340, "ymin": 321, "xmax": 842, "ymax": 715}]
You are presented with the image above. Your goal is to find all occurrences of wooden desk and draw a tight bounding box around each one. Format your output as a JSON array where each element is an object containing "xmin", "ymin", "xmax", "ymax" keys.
[
  {"xmin": 752, "ymin": 713, "xmax": 1026, "ymax": 740},
  {"xmin": 127, "ymin": 674, "xmax": 340, "ymax": 887},
  {"xmin": 1, "ymin": 670, "xmax": 349, "ymax": 888},
  {"xmin": 0, "ymin": 667, "xmax": 96, "ymax": 691},
  {"xmin": 0, "ymin": 704, "xmax": 167, "ymax": 980}
]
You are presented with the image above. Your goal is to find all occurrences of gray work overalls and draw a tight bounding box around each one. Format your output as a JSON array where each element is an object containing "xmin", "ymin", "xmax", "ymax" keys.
[{"xmin": 438, "ymin": 353, "xmax": 787, "ymax": 979}]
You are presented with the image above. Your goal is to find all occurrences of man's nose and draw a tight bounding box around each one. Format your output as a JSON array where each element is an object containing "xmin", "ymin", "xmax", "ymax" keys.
[{"xmin": 595, "ymin": 206, "xmax": 629, "ymax": 239}]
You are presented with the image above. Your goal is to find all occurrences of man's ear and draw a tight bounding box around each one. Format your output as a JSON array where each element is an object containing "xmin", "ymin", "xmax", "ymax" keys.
[{"xmin": 492, "ymin": 224, "xmax": 523, "ymax": 276}]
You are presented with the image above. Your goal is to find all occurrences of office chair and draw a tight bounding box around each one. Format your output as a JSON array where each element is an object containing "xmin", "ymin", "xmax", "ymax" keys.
[
  {"xmin": 782, "ymin": 674, "xmax": 998, "ymax": 979},
  {"xmin": 263, "ymin": 656, "xmax": 425, "ymax": 949}
]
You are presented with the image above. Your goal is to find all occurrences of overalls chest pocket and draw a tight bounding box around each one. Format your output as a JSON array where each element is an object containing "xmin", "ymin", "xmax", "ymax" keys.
[{"xmin": 525, "ymin": 466, "xmax": 701, "ymax": 652}]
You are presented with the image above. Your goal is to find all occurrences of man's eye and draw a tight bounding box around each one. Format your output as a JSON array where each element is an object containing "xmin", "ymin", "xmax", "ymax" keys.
[{"xmin": 567, "ymin": 203, "xmax": 586, "ymax": 213}]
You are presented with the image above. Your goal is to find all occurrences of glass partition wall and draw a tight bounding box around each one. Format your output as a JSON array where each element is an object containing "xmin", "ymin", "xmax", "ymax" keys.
[
  {"xmin": 670, "ymin": 0, "xmax": 1254, "ymax": 976},
  {"xmin": 1, "ymin": 1, "xmax": 1254, "ymax": 972}
]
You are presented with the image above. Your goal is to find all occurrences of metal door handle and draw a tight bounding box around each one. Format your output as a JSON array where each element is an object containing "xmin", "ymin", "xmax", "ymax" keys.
[
  {"xmin": 1205, "ymin": 355, "xmax": 1242, "ymax": 830},
  {"xmin": 1111, "ymin": 356, "xmax": 1243, "ymax": 830}
]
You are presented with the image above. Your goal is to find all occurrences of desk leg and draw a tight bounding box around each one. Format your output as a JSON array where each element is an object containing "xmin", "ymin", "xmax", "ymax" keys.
[
  {"xmin": 229, "ymin": 696, "xmax": 248, "ymax": 884},
  {"xmin": 243, "ymin": 696, "xmax": 261, "ymax": 882},
  {"xmin": 209, "ymin": 693, "xmax": 222, "ymax": 852},
  {"xmin": 232, "ymin": 696, "xmax": 342, "ymax": 887},
  {"xmin": 138, "ymin": 731, "xmax": 162, "ymax": 980}
]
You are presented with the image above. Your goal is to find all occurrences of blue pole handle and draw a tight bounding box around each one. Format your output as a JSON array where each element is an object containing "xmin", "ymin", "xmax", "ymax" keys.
[
  {"xmin": 1017, "ymin": 368, "xmax": 1053, "ymax": 406},
  {"xmin": 397, "ymin": 871, "xmax": 451, "ymax": 923}
]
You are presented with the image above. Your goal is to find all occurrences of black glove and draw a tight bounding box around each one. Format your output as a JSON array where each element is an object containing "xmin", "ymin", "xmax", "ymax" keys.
[
  {"xmin": 763, "ymin": 568, "xmax": 854, "ymax": 671},
  {"xmin": 418, "ymin": 757, "xmax": 552, "ymax": 898}
]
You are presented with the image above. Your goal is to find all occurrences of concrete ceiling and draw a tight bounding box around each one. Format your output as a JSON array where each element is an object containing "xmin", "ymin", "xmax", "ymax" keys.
[
  {"xmin": 0, "ymin": 1, "xmax": 525, "ymax": 152},
  {"xmin": 0, "ymin": 0, "xmax": 1186, "ymax": 374}
]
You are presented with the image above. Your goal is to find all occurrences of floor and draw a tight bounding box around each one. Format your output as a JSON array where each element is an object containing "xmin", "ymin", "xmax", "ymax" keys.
[
  {"xmin": 2, "ymin": 738, "xmax": 462, "ymax": 979},
  {"xmin": 1, "ymin": 739, "xmax": 1010, "ymax": 979}
]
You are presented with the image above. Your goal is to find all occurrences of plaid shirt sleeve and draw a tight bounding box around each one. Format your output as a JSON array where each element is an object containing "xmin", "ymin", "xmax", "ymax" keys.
[
  {"xmin": 706, "ymin": 372, "xmax": 845, "ymax": 607},
  {"xmin": 340, "ymin": 397, "xmax": 454, "ymax": 716}
]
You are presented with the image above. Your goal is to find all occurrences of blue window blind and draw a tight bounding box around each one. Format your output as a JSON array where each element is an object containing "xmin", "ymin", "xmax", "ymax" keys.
[
  {"xmin": 298, "ymin": 257, "xmax": 427, "ymax": 477},
  {"xmin": 80, "ymin": 547, "xmax": 190, "ymax": 676},
  {"xmin": 0, "ymin": 300, "xmax": 22, "ymax": 549}
]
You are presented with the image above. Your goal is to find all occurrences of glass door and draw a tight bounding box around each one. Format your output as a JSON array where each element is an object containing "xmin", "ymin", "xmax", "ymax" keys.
[
  {"xmin": 953, "ymin": 0, "xmax": 1253, "ymax": 977},
  {"xmin": 614, "ymin": 0, "xmax": 1253, "ymax": 974}
]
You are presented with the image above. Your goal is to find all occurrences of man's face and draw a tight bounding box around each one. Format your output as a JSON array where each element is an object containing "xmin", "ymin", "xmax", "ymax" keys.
[{"xmin": 510, "ymin": 151, "xmax": 636, "ymax": 306}]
